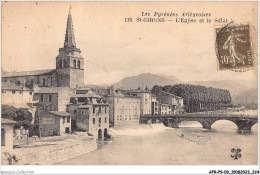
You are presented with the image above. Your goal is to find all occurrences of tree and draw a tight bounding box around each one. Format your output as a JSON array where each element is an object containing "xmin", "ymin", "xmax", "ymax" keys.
[
  {"xmin": 152, "ymin": 84, "xmax": 232, "ymax": 113},
  {"xmin": 1, "ymin": 105, "xmax": 33, "ymax": 129}
]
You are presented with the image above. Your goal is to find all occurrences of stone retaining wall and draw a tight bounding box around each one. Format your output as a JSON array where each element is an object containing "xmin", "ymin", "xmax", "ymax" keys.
[{"xmin": 14, "ymin": 138, "xmax": 97, "ymax": 165}]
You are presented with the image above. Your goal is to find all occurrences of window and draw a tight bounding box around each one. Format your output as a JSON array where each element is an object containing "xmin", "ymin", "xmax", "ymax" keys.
[
  {"xmin": 19, "ymin": 91, "xmax": 22, "ymax": 94},
  {"xmin": 60, "ymin": 60, "xmax": 63, "ymax": 68},
  {"xmin": 93, "ymin": 107, "xmax": 95, "ymax": 113},
  {"xmin": 67, "ymin": 117, "xmax": 70, "ymax": 123},
  {"xmin": 63, "ymin": 60, "xmax": 66, "ymax": 67},
  {"xmin": 49, "ymin": 95, "xmax": 52, "ymax": 102},
  {"xmin": 98, "ymin": 107, "xmax": 101, "ymax": 113},
  {"xmin": 99, "ymin": 118, "xmax": 101, "ymax": 124},
  {"xmin": 30, "ymin": 92, "xmax": 32, "ymax": 95},
  {"xmin": 73, "ymin": 59, "xmax": 76, "ymax": 68},
  {"xmin": 43, "ymin": 78, "xmax": 46, "ymax": 87},
  {"xmin": 12, "ymin": 90, "xmax": 15, "ymax": 94},
  {"xmin": 93, "ymin": 118, "xmax": 95, "ymax": 124},
  {"xmin": 105, "ymin": 107, "xmax": 107, "ymax": 113},
  {"xmin": 50, "ymin": 77, "xmax": 53, "ymax": 86},
  {"xmin": 63, "ymin": 116, "xmax": 65, "ymax": 124},
  {"xmin": 105, "ymin": 117, "xmax": 107, "ymax": 123},
  {"xmin": 41, "ymin": 95, "xmax": 44, "ymax": 102},
  {"xmin": 74, "ymin": 110, "xmax": 76, "ymax": 114},
  {"xmin": 77, "ymin": 60, "xmax": 80, "ymax": 69}
]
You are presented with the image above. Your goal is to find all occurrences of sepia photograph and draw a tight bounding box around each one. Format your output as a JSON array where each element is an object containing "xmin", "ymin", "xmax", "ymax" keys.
[{"xmin": 0, "ymin": 1, "xmax": 258, "ymax": 174}]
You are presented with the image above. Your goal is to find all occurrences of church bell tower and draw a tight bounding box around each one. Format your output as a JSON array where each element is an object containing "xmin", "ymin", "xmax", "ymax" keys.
[{"xmin": 56, "ymin": 8, "xmax": 84, "ymax": 88}]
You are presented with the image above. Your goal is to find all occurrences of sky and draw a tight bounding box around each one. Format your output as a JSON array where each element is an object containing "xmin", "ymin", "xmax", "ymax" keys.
[{"xmin": 1, "ymin": 1, "xmax": 258, "ymax": 85}]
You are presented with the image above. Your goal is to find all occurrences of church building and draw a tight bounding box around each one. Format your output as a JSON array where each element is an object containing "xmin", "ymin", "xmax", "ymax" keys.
[
  {"xmin": 2, "ymin": 9, "xmax": 84, "ymax": 89},
  {"xmin": 1, "ymin": 9, "xmax": 97, "ymax": 137}
]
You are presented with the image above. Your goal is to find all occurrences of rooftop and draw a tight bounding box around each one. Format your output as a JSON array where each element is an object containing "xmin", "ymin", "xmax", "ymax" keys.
[
  {"xmin": 49, "ymin": 111, "xmax": 72, "ymax": 117},
  {"xmin": 1, "ymin": 118, "xmax": 17, "ymax": 124},
  {"xmin": 2, "ymin": 69, "xmax": 55, "ymax": 78},
  {"xmin": 76, "ymin": 87, "xmax": 92, "ymax": 91},
  {"xmin": 74, "ymin": 89, "xmax": 102, "ymax": 98},
  {"xmin": 122, "ymin": 87, "xmax": 151, "ymax": 94}
]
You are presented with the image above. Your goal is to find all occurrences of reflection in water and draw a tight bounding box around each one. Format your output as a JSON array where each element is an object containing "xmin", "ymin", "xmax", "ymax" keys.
[
  {"xmin": 59, "ymin": 121, "xmax": 258, "ymax": 165},
  {"xmin": 179, "ymin": 121, "xmax": 202, "ymax": 128},
  {"xmin": 97, "ymin": 137, "xmax": 113, "ymax": 150}
]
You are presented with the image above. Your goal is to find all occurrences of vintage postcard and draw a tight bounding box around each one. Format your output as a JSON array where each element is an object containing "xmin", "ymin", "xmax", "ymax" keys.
[{"xmin": 1, "ymin": 1, "xmax": 258, "ymax": 174}]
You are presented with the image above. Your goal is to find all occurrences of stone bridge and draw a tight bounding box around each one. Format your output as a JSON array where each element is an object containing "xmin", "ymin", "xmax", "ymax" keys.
[{"xmin": 140, "ymin": 113, "xmax": 258, "ymax": 133}]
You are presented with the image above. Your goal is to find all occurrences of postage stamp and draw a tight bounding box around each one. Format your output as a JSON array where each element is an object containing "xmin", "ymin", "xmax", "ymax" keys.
[{"xmin": 215, "ymin": 24, "xmax": 253, "ymax": 72}]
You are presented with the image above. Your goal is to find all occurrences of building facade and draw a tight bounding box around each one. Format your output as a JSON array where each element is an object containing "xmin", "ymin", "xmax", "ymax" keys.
[
  {"xmin": 1, "ymin": 81, "xmax": 34, "ymax": 106},
  {"xmin": 32, "ymin": 87, "xmax": 75, "ymax": 136},
  {"xmin": 66, "ymin": 88, "xmax": 109, "ymax": 138},
  {"xmin": 106, "ymin": 87, "xmax": 141, "ymax": 127},
  {"xmin": 160, "ymin": 103, "xmax": 172, "ymax": 115},
  {"xmin": 1, "ymin": 118, "xmax": 17, "ymax": 153},
  {"xmin": 39, "ymin": 111, "xmax": 71, "ymax": 137},
  {"xmin": 152, "ymin": 90, "xmax": 185, "ymax": 115},
  {"xmin": 123, "ymin": 87, "xmax": 152, "ymax": 116},
  {"xmin": 76, "ymin": 102, "xmax": 109, "ymax": 139},
  {"xmin": 151, "ymin": 95, "xmax": 159, "ymax": 115}
]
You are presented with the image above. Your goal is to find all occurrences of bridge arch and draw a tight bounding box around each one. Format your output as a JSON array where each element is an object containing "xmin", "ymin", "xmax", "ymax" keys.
[
  {"xmin": 251, "ymin": 123, "xmax": 258, "ymax": 133},
  {"xmin": 140, "ymin": 115, "xmax": 258, "ymax": 133},
  {"xmin": 211, "ymin": 119, "xmax": 238, "ymax": 131}
]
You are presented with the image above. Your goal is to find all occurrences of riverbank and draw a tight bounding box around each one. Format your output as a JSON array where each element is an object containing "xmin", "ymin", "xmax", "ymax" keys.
[
  {"xmin": 59, "ymin": 121, "xmax": 258, "ymax": 165},
  {"xmin": 3, "ymin": 132, "xmax": 97, "ymax": 165}
]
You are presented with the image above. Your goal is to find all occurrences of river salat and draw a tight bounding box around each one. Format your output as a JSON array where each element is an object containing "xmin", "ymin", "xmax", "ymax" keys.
[{"xmin": 59, "ymin": 119, "xmax": 258, "ymax": 165}]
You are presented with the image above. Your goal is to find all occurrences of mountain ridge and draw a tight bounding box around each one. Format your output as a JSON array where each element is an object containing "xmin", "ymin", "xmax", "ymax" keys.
[
  {"xmin": 113, "ymin": 73, "xmax": 183, "ymax": 89},
  {"xmin": 83, "ymin": 73, "xmax": 256, "ymax": 102}
]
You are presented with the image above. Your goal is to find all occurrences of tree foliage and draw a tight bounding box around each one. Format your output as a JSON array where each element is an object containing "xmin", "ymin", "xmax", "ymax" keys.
[
  {"xmin": 151, "ymin": 84, "xmax": 232, "ymax": 113},
  {"xmin": 1, "ymin": 105, "xmax": 33, "ymax": 129}
]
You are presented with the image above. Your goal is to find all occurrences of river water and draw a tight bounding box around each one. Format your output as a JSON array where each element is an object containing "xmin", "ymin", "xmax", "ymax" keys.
[{"xmin": 59, "ymin": 120, "xmax": 258, "ymax": 165}]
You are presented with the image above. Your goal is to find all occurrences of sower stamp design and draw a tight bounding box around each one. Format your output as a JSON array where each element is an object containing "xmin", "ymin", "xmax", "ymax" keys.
[{"xmin": 216, "ymin": 24, "xmax": 253, "ymax": 72}]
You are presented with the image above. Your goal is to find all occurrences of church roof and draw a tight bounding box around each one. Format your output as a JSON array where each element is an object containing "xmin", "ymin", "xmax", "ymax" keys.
[
  {"xmin": 1, "ymin": 81, "xmax": 32, "ymax": 91},
  {"xmin": 2, "ymin": 69, "xmax": 55, "ymax": 78},
  {"xmin": 64, "ymin": 7, "xmax": 76, "ymax": 49}
]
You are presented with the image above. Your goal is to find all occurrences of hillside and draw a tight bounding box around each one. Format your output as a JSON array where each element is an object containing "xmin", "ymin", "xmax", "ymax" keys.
[
  {"xmin": 86, "ymin": 73, "xmax": 257, "ymax": 104},
  {"xmin": 113, "ymin": 73, "xmax": 182, "ymax": 89},
  {"xmin": 234, "ymin": 88, "xmax": 258, "ymax": 108}
]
